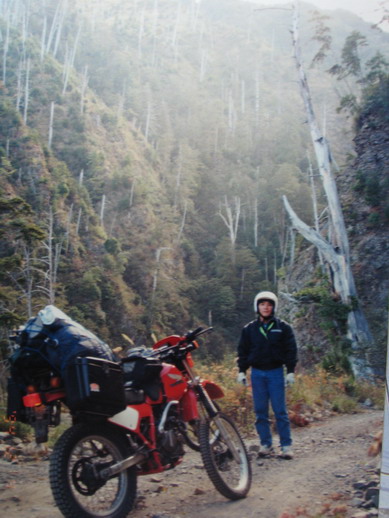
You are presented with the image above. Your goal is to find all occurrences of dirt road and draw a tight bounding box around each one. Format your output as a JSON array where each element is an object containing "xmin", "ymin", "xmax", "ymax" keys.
[{"xmin": 0, "ymin": 409, "xmax": 382, "ymax": 518}]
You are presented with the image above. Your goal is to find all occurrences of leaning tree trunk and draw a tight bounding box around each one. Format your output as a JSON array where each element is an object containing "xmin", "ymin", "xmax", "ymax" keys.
[{"xmin": 283, "ymin": 1, "xmax": 373, "ymax": 377}]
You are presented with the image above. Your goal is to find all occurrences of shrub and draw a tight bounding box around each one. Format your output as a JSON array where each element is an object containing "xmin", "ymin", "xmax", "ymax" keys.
[
  {"xmin": 321, "ymin": 339, "xmax": 353, "ymax": 375},
  {"xmin": 367, "ymin": 212, "xmax": 380, "ymax": 227},
  {"xmin": 331, "ymin": 394, "xmax": 357, "ymax": 413}
]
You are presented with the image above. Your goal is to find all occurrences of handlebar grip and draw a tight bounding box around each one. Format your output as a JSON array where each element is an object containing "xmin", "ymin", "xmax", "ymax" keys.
[{"xmin": 184, "ymin": 327, "xmax": 203, "ymax": 343}]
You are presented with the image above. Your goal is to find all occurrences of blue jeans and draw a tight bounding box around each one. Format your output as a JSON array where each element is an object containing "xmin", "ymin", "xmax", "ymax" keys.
[{"xmin": 251, "ymin": 367, "xmax": 291, "ymax": 448}]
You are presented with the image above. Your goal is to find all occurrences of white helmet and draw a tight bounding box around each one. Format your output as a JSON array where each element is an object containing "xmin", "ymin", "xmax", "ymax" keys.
[{"xmin": 253, "ymin": 291, "xmax": 278, "ymax": 313}]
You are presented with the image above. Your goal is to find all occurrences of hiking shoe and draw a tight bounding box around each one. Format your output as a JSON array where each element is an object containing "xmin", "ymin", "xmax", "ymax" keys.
[
  {"xmin": 280, "ymin": 446, "xmax": 293, "ymax": 459},
  {"xmin": 257, "ymin": 445, "xmax": 273, "ymax": 458}
]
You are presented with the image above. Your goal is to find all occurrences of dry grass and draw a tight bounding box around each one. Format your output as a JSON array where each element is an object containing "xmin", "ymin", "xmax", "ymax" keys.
[
  {"xmin": 196, "ymin": 356, "xmax": 384, "ymax": 432},
  {"xmin": 0, "ymin": 358, "xmax": 384, "ymax": 440}
]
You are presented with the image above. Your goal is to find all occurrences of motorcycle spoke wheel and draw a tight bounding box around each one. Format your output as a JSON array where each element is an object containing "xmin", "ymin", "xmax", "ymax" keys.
[
  {"xmin": 183, "ymin": 418, "xmax": 202, "ymax": 451},
  {"xmin": 199, "ymin": 412, "xmax": 251, "ymax": 500},
  {"xmin": 183, "ymin": 401, "xmax": 221, "ymax": 452},
  {"xmin": 50, "ymin": 423, "xmax": 137, "ymax": 518}
]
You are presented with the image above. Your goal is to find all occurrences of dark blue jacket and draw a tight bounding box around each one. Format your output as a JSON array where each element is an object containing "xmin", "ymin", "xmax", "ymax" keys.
[{"xmin": 237, "ymin": 317, "xmax": 298, "ymax": 374}]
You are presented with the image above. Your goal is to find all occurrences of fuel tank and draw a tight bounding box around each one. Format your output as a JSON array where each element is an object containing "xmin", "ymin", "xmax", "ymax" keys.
[{"xmin": 160, "ymin": 363, "xmax": 187, "ymax": 401}]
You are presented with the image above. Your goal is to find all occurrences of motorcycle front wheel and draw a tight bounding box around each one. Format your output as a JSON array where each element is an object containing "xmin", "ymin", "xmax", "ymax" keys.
[
  {"xmin": 199, "ymin": 412, "xmax": 251, "ymax": 500},
  {"xmin": 49, "ymin": 423, "xmax": 137, "ymax": 518},
  {"xmin": 184, "ymin": 400, "xmax": 221, "ymax": 452}
]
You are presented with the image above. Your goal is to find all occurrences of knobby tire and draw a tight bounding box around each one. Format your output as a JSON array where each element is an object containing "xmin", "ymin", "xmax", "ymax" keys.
[
  {"xmin": 49, "ymin": 423, "xmax": 137, "ymax": 518},
  {"xmin": 199, "ymin": 412, "xmax": 252, "ymax": 500}
]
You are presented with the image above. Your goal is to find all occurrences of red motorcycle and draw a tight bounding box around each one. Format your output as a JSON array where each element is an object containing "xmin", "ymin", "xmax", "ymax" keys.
[{"xmin": 9, "ymin": 325, "xmax": 252, "ymax": 518}]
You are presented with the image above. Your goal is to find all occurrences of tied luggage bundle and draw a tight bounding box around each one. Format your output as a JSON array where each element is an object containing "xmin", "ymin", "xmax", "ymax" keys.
[
  {"xmin": 9, "ymin": 305, "xmax": 115, "ymax": 381},
  {"xmin": 8, "ymin": 305, "xmax": 126, "ymax": 419}
]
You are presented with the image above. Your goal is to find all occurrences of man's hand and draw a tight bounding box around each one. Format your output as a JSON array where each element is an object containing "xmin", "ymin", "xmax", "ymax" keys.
[
  {"xmin": 237, "ymin": 372, "xmax": 247, "ymax": 386},
  {"xmin": 286, "ymin": 372, "xmax": 295, "ymax": 386}
]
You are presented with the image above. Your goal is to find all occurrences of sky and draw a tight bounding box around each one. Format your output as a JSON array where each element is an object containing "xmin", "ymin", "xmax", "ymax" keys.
[{"xmin": 243, "ymin": 1, "xmax": 386, "ymax": 25}]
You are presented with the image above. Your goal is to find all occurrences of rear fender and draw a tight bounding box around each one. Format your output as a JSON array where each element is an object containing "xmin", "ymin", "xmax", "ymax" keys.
[{"xmin": 22, "ymin": 389, "xmax": 66, "ymax": 407}]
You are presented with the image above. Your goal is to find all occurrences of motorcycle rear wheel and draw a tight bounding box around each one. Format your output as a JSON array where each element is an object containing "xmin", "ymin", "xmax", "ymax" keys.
[
  {"xmin": 199, "ymin": 412, "xmax": 251, "ymax": 500},
  {"xmin": 49, "ymin": 423, "xmax": 137, "ymax": 518}
]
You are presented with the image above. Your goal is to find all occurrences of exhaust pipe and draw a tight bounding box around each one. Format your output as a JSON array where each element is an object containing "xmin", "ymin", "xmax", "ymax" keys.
[{"xmin": 99, "ymin": 452, "xmax": 147, "ymax": 479}]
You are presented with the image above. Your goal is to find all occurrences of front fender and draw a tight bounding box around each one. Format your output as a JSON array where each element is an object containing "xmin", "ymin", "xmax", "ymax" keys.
[{"xmin": 201, "ymin": 379, "xmax": 224, "ymax": 399}]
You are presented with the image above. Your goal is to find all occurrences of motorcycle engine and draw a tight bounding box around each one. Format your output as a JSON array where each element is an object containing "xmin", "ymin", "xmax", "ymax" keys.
[{"xmin": 157, "ymin": 415, "xmax": 185, "ymax": 465}]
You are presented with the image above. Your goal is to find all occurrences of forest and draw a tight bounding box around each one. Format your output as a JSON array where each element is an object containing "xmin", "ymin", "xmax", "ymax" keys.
[{"xmin": 0, "ymin": 0, "xmax": 388, "ymax": 388}]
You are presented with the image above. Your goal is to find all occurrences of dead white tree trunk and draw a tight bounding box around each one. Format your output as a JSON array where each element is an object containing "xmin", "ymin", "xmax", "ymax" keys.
[
  {"xmin": 241, "ymin": 78, "xmax": 246, "ymax": 114},
  {"xmin": 100, "ymin": 194, "xmax": 106, "ymax": 224},
  {"xmin": 53, "ymin": 0, "xmax": 68, "ymax": 58},
  {"xmin": 173, "ymin": 144, "xmax": 183, "ymax": 210},
  {"xmin": 23, "ymin": 57, "xmax": 30, "ymax": 124},
  {"xmin": 63, "ymin": 23, "xmax": 81, "ymax": 94},
  {"xmin": 199, "ymin": 49, "xmax": 207, "ymax": 82},
  {"xmin": 307, "ymin": 153, "xmax": 324, "ymax": 267},
  {"xmin": 48, "ymin": 101, "xmax": 54, "ymax": 149},
  {"xmin": 289, "ymin": 227, "xmax": 295, "ymax": 269},
  {"xmin": 2, "ymin": 11, "xmax": 10, "ymax": 85},
  {"xmin": 144, "ymin": 101, "xmax": 152, "ymax": 142},
  {"xmin": 80, "ymin": 65, "xmax": 89, "ymax": 115},
  {"xmin": 16, "ymin": 61, "xmax": 23, "ymax": 112},
  {"xmin": 62, "ymin": 43, "xmax": 69, "ymax": 80},
  {"xmin": 228, "ymin": 90, "xmax": 236, "ymax": 132},
  {"xmin": 176, "ymin": 199, "xmax": 187, "ymax": 244},
  {"xmin": 253, "ymin": 198, "xmax": 258, "ymax": 248},
  {"xmin": 283, "ymin": 2, "xmax": 374, "ymax": 377},
  {"xmin": 254, "ymin": 70, "xmax": 260, "ymax": 126},
  {"xmin": 151, "ymin": 247, "xmax": 172, "ymax": 302},
  {"xmin": 70, "ymin": 23, "xmax": 82, "ymax": 69},
  {"xmin": 151, "ymin": 0, "xmax": 159, "ymax": 66},
  {"xmin": 36, "ymin": 208, "xmax": 63, "ymax": 305},
  {"xmin": 75, "ymin": 207, "xmax": 82, "ymax": 236},
  {"xmin": 21, "ymin": 3, "xmax": 28, "ymax": 54},
  {"xmin": 138, "ymin": 8, "xmax": 145, "ymax": 60},
  {"xmin": 171, "ymin": 1, "xmax": 181, "ymax": 50},
  {"xmin": 129, "ymin": 180, "xmax": 136, "ymax": 207},
  {"xmin": 65, "ymin": 203, "xmax": 73, "ymax": 252},
  {"xmin": 218, "ymin": 196, "xmax": 241, "ymax": 265},
  {"xmin": 291, "ymin": 5, "xmax": 347, "ymax": 254},
  {"xmin": 46, "ymin": 1, "xmax": 61, "ymax": 54},
  {"xmin": 40, "ymin": 15, "xmax": 47, "ymax": 62}
]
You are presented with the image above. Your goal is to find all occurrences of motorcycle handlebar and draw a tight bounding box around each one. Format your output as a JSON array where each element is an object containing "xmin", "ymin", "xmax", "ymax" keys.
[
  {"xmin": 150, "ymin": 326, "xmax": 213, "ymax": 360},
  {"xmin": 183, "ymin": 326, "xmax": 213, "ymax": 343}
]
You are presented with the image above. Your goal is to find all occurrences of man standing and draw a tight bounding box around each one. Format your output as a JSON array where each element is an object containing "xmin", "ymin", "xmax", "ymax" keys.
[{"xmin": 237, "ymin": 291, "xmax": 298, "ymax": 460}]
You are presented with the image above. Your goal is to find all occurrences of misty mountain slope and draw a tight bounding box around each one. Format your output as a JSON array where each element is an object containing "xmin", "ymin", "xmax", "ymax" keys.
[{"xmin": 0, "ymin": 0, "xmax": 387, "ymax": 368}]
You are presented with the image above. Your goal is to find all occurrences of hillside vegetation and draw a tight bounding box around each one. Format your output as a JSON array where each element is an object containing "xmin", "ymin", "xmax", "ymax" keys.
[{"xmin": 0, "ymin": 0, "xmax": 388, "ymax": 383}]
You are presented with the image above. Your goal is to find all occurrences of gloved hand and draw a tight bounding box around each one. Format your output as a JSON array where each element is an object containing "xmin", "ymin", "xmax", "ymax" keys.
[
  {"xmin": 285, "ymin": 372, "xmax": 295, "ymax": 386},
  {"xmin": 237, "ymin": 372, "xmax": 247, "ymax": 386}
]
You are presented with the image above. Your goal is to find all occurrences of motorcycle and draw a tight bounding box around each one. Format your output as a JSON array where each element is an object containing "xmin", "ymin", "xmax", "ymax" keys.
[{"xmin": 7, "ymin": 323, "xmax": 252, "ymax": 518}]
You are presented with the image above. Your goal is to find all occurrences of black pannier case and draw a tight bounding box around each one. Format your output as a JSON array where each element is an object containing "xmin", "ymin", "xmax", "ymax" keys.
[
  {"xmin": 65, "ymin": 357, "xmax": 126, "ymax": 417},
  {"xmin": 6, "ymin": 377, "xmax": 27, "ymax": 423}
]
